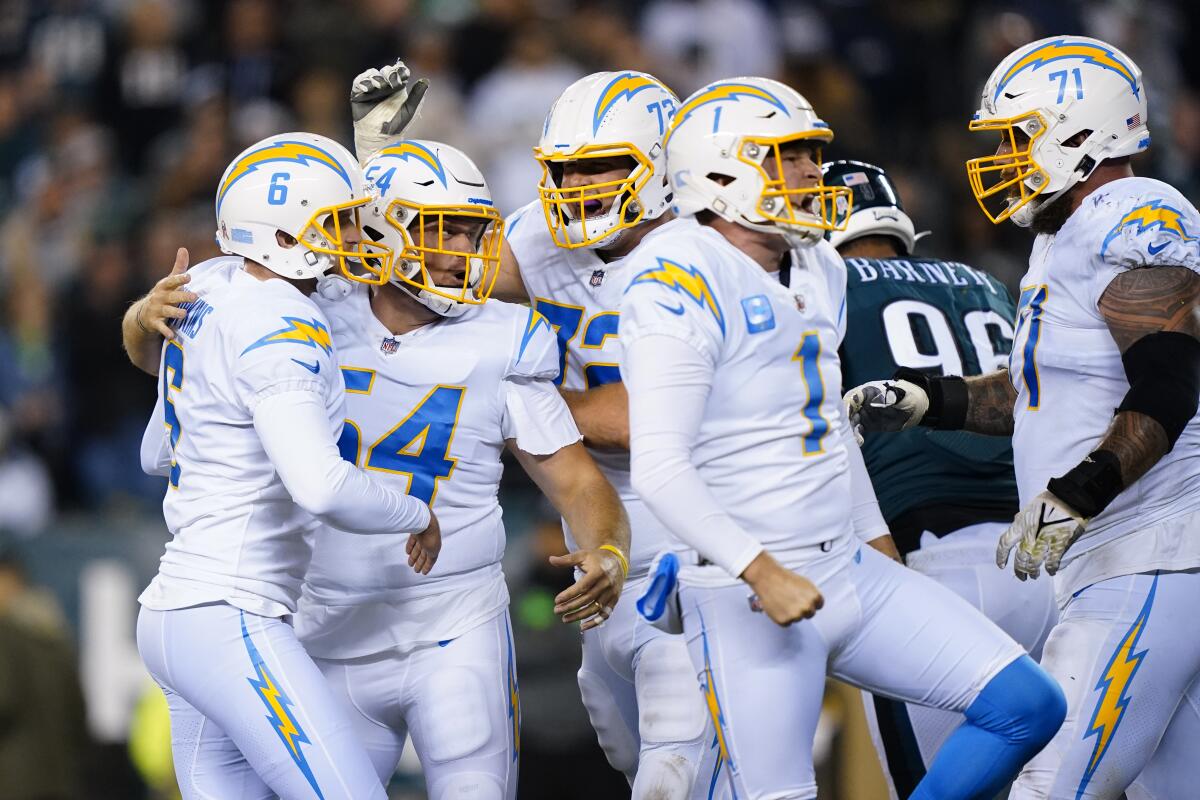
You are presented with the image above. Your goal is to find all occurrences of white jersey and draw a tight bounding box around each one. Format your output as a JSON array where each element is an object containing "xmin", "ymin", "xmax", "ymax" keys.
[
  {"xmin": 139, "ymin": 257, "xmax": 345, "ymax": 618},
  {"xmin": 619, "ymin": 224, "xmax": 855, "ymax": 582},
  {"xmin": 1010, "ymin": 176, "xmax": 1200, "ymax": 597},
  {"xmin": 506, "ymin": 202, "xmax": 694, "ymax": 575},
  {"xmin": 295, "ymin": 286, "xmax": 578, "ymax": 659}
]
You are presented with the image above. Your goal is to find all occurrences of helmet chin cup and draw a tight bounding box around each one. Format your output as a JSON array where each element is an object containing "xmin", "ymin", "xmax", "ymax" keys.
[{"xmin": 316, "ymin": 272, "xmax": 354, "ymax": 302}]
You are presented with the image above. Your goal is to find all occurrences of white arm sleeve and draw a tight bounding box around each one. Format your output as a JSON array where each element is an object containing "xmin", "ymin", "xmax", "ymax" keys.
[
  {"xmin": 502, "ymin": 376, "xmax": 582, "ymax": 456},
  {"xmin": 843, "ymin": 423, "xmax": 889, "ymax": 541},
  {"xmin": 626, "ymin": 333, "xmax": 765, "ymax": 578},
  {"xmin": 140, "ymin": 395, "xmax": 172, "ymax": 478},
  {"xmin": 254, "ymin": 390, "xmax": 431, "ymax": 534}
]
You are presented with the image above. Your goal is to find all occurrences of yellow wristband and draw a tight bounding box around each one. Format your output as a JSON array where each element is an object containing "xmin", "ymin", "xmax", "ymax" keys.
[{"xmin": 599, "ymin": 544, "xmax": 629, "ymax": 578}]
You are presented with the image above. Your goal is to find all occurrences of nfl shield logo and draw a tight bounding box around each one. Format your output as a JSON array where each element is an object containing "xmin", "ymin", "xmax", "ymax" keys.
[
  {"xmin": 590, "ymin": 269, "xmax": 605, "ymax": 287},
  {"xmin": 380, "ymin": 336, "xmax": 400, "ymax": 355}
]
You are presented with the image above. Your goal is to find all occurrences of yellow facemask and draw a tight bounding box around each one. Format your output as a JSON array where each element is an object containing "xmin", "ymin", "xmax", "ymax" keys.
[
  {"xmin": 737, "ymin": 133, "xmax": 852, "ymax": 234},
  {"xmin": 965, "ymin": 111, "xmax": 1049, "ymax": 224},
  {"xmin": 534, "ymin": 142, "xmax": 654, "ymax": 249},
  {"xmin": 303, "ymin": 199, "xmax": 394, "ymax": 285},
  {"xmin": 385, "ymin": 199, "xmax": 504, "ymax": 305}
]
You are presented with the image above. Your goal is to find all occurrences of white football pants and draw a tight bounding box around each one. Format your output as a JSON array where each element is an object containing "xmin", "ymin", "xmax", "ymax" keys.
[
  {"xmin": 1010, "ymin": 566, "xmax": 1200, "ymax": 800},
  {"xmin": 137, "ymin": 602, "xmax": 386, "ymax": 800},
  {"xmin": 578, "ymin": 573, "xmax": 725, "ymax": 800},
  {"xmin": 682, "ymin": 544, "xmax": 1024, "ymax": 800},
  {"xmin": 863, "ymin": 522, "xmax": 1059, "ymax": 798},
  {"xmin": 312, "ymin": 610, "xmax": 519, "ymax": 800}
]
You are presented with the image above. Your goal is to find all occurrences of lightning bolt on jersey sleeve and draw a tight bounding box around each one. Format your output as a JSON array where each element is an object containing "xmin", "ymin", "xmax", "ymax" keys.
[
  {"xmin": 502, "ymin": 308, "xmax": 582, "ymax": 455},
  {"xmin": 1094, "ymin": 183, "xmax": 1200, "ymax": 306},
  {"xmin": 619, "ymin": 256, "xmax": 726, "ymax": 361},
  {"xmin": 625, "ymin": 333, "xmax": 764, "ymax": 578}
]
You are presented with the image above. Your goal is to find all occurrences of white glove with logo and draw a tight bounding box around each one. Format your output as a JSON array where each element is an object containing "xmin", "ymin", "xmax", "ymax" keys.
[
  {"xmin": 996, "ymin": 490, "xmax": 1087, "ymax": 580},
  {"xmin": 842, "ymin": 378, "xmax": 931, "ymax": 446},
  {"xmin": 351, "ymin": 60, "xmax": 429, "ymax": 164}
]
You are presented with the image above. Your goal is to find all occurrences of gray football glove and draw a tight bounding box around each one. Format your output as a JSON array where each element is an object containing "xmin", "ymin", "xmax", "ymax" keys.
[
  {"xmin": 842, "ymin": 378, "xmax": 930, "ymax": 446},
  {"xmin": 996, "ymin": 490, "xmax": 1087, "ymax": 580},
  {"xmin": 351, "ymin": 60, "xmax": 429, "ymax": 164}
]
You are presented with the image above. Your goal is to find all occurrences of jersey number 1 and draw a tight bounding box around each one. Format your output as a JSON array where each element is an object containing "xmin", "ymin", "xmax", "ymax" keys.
[{"xmin": 337, "ymin": 372, "xmax": 466, "ymax": 504}]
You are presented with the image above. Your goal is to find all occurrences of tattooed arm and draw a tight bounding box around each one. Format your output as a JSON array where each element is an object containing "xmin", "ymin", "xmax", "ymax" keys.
[
  {"xmin": 1095, "ymin": 266, "xmax": 1200, "ymax": 485},
  {"xmin": 963, "ymin": 370, "xmax": 1018, "ymax": 436}
]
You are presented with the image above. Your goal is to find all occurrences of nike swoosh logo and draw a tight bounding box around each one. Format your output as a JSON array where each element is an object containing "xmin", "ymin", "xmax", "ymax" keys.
[
  {"xmin": 1147, "ymin": 241, "xmax": 1170, "ymax": 255},
  {"xmin": 291, "ymin": 358, "xmax": 321, "ymax": 374},
  {"xmin": 656, "ymin": 301, "xmax": 685, "ymax": 315}
]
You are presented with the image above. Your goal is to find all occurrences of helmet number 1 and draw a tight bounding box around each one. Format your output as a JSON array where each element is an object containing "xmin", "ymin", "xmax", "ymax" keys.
[
  {"xmin": 267, "ymin": 172, "xmax": 291, "ymax": 205},
  {"xmin": 1049, "ymin": 69, "xmax": 1084, "ymax": 104}
]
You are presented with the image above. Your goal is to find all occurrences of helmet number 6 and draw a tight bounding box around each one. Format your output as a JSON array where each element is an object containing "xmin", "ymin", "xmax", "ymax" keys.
[{"xmin": 267, "ymin": 172, "xmax": 291, "ymax": 205}]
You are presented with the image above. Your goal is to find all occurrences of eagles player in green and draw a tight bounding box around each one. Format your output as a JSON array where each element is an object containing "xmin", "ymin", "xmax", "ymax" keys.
[{"xmin": 824, "ymin": 161, "xmax": 1057, "ymax": 798}]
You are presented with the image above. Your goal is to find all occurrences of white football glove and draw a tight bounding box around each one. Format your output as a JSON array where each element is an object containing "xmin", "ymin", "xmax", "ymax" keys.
[
  {"xmin": 996, "ymin": 490, "xmax": 1087, "ymax": 580},
  {"xmin": 842, "ymin": 378, "xmax": 930, "ymax": 446},
  {"xmin": 351, "ymin": 60, "xmax": 429, "ymax": 164}
]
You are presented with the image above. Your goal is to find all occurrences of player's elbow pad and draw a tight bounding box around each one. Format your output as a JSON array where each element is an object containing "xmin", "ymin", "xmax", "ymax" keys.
[{"xmin": 1118, "ymin": 331, "xmax": 1200, "ymax": 449}]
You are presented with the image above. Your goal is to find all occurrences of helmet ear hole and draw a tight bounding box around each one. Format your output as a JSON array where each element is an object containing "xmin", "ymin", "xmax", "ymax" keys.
[
  {"xmin": 276, "ymin": 230, "xmax": 298, "ymax": 247},
  {"xmin": 363, "ymin": 224, "xmax": 386, "ymax": 242},
  {"xmin": 706, "ymin": 172, "xmax": 736, "ymax": 187},
  {"xmin": 1062, "ymin": 130, "xmax": 1092, "ymax": 148}
]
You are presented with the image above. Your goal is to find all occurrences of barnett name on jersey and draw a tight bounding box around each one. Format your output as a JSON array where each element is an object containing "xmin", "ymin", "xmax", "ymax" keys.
[
  {"xmin": 620, "ymin": 225, "xmax": 856, "ymax": 584},
  {"xmin": 840, "ymin": 255, "xmax": 1020, "ymax": 554},
  {"xmin": 295, "ymin": 285, "xmax": 578, "ymax": 659},
  {"xmin": 139, "ymin": 257, "xmax": 346, "ymax": 619},
  {"xmin": 505, "ymin": 203, "xmax": 695, "ymax": 576},
  {"xmin": 1010, "ymin": 176, "xmax": 1200, "ymax": 598}
]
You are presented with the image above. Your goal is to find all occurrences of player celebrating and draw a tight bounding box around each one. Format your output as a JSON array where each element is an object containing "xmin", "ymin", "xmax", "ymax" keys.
[
  {"xmin": 622, "ymin": 76, "xmax": 1067, "ymax": 800},
  {"xmin": 294, "ymin": 139, "xmax": 630, "ymax": 799},
  {"xmin": 847, "ymin": 36, "xmax": 1200, "ymax": 799},
  {"xmin": 824, "ymin": 159, "xmax": 1057, "ymax": 795},
  {"xmin": 127, "ymin": 132, "xmax": 439, "ymax": 800},
  {"xmin": 493, "ymin": 72, "xmax": 723, "ymax": 799}
]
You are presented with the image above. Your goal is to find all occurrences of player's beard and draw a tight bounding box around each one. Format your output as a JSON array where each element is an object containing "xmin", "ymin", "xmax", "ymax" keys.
[{"xmin": 1029, "ymin": 189, "xmax": 1076, "ymax": 235}]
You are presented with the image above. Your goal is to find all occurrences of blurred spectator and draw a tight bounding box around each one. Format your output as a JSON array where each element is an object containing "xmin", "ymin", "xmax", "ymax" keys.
[
  {"xmin": 0, "ymin": 542, "xmax": 89, "ymax": 800},
  {"xmin": 638, "ymin": 0, "xmax": 781, "ymax": 96},
  {"xmin": 467, "ymin": 23, "xmax": 583, "ymax": 212},
  {"xmin": 398, "ymin": 28, "xmax": 478, "ymax": 157},
  {"xmin": 0, "ymin": 408, "xmax": 53, "ymax": 536}
]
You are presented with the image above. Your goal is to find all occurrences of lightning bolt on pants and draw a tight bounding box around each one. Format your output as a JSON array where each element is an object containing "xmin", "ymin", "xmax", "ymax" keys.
[
  {"xmin": 1010, "ymin": 568, "xmax": 1200, "ymax": 800},
  {"xmin": 137, "ymin": 602, "xmax": 387, "ymax": 800}
]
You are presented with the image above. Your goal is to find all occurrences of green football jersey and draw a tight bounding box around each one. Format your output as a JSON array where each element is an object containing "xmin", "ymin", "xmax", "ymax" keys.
[{"xmin": 839, "ymin": 256, "xmax": 1020, "ymax": 551}]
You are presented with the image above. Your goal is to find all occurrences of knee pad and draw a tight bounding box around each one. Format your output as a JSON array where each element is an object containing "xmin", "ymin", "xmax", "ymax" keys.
[
  {"xmin": 419, "ymin": 666, "xmax": 492, "ymax": 763},
  {"xmin": 578, "ymin": 667, "xmax": 639, "ymax": 774},
  {"xmin": 635, "ymin": 637, "xmax": 708, "ymax": 746},
  {"xmin": 631, "ymin": 751, "xmax": 694, "ymax": 800},
  {"xmin": 967, "ymin": 655, "xmax": 1067, "ymax": 747},
  {"xmin": 429, "ymin": 771, "xmax": 505, "ymax": 800}
]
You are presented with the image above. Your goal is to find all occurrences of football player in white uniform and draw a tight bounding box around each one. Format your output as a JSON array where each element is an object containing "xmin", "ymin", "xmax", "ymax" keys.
[
  {"xmin": 847, "ymin": 36, "xmax": 1200, "ymax": 800},
  {"xmin": 125, "ymin": 130, "xmax": 632, "ymax": 797},
  {"xmin": 623, "ymin": 77, "xmax": 1068, "ymax": 800},
  {"xmin": 294, "ymin": 139, "xmax": 630, "ymax": 800},
  {"xmin": 491, "ymin": 72, "xmax": 725, "ymax": 799},
  {"xmin": 124, "ymin": 132, "xmax": 440, "ymax": 800}
]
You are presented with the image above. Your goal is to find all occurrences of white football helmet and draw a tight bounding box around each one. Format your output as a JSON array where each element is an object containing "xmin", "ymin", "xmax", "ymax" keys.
[
  {"xmin": 666, "ymin": 77, "xmax": 851, "ymax": 246},
  {"xmin": 823, "ymin": 160, "xmax": 928, "ymax": 254},
  {"xmin": 967, "ymin": 36, "xmax": 1149, "ymax": 227},
  {"xmin": 362, "ymin": 140, "xmax": 503, "ymax": 317},
  {"xmin": 534, "ymin": 71, "xmax": 678, "ymax": 250},
  {"xmin": 215, "ymin": 132, "xmax": 391, "ymax": 296}
]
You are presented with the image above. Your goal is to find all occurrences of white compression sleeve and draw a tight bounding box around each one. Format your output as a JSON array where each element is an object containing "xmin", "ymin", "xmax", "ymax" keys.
[
  {"xmin": 253, "ymin": 390, "xmax": 431, "ymax": 534},
  {"xmin": 626, "ymin": 333, "xmax": 764, "ymax": 578},
  {"xmin": 843, "ymin": 423, "xmax": 889, "ymax": 541}
]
